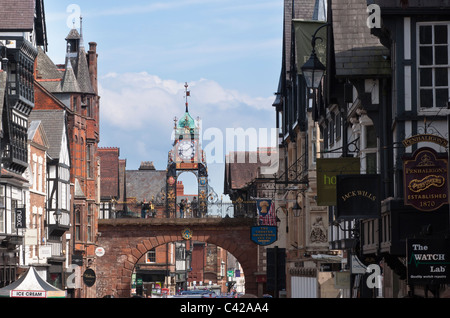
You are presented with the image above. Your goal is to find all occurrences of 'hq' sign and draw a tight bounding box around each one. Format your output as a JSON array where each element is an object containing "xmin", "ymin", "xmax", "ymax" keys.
[
  {"xmin": 316, "ymin": 158, "xmax": 360, "ymax": 206},
  {"xmin": 403, "ymin": 147, "xmax": 448, "ymax": 211}
]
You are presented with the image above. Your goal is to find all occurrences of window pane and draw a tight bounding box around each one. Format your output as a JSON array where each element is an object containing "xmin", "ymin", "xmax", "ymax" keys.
[
  {"xmin": 435, "ymin": 25, "xmax": 448, "ymax": 44},
  {"xmin": 420, "ymin": 25, "xmax": 432, "ymax": 44},
  {"xmin": 436, "ymin": 88, "xmax": 448, "ymax": 108},
  {"xmin": 420, "ymin": 68, "xmax": 432, "ymax": 86},
  {"xmin": 366, "ymin": 153, "xmax": 377, "ymax": 174},
  {"xmin": 420, "ymin": 89, "xmax": 434, "ymax": 108},
  {"xmin": 435, "ymin": 46, "xmax": 448, "ymax": 65},
  {"xmin": 435, "ymin": 68, "xmax": 448, "ymax": 86},
  {"xmin": 366, "ymin": 125, "xmax": 377, "ymax": 148},
  {"xmin": 420, "ymin": 47, "xmax": 433, "ymax": 65}
]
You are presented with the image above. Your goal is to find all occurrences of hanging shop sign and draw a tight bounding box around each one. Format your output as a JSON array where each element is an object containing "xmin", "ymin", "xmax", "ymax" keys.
[
  {"xmin": 336, "ymin": 174, "xmax": 380, "ymax": 220},
  {"xmin": 403, "ymin": 147, "xmax": 448, "ymax": 211},
  {"xmin": 83, "ymin": 268, "xmax": 96, "ymax": 287},
  {"xmin": 251, "ymin": 226, "xmax": 277, "ymax": 246},
  {"xmin": 406, "ymin": 238, "xmax": 450, "ymax": 285},
  {"xmin": 316, "ymin": 158, "xmax": 360, "ymax": 206},
  {"xmin": 402, "ymin": 134, "xmax": 448, "ymax": 148},
  {"xmin": 15, "ymin": 208, "xmax": 26, "ymax": 229}
]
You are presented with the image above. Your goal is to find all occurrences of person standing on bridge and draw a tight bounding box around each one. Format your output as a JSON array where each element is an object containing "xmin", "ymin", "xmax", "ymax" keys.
[
  {"xmin": 191, "ymin": 197, "xmax": 198, "ymax": 218},
  {"xmin": 179, "ymin": 199, "xmax": 186, "ymax": 218}
]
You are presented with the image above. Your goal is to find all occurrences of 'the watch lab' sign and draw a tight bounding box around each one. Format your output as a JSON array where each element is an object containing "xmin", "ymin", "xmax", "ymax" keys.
[{"xmin": 407, "ymin": 238, "xmax": 450, "ymax": 285}]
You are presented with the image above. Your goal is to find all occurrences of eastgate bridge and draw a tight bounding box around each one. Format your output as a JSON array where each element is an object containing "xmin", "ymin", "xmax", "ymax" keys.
[{"xmin": 95, "ymin": 217, "xmax": 258, "ymax": 298}]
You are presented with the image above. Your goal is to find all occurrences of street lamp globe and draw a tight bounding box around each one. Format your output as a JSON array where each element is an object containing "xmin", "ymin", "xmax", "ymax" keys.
[
  {"xmin": 301, "ymin": 52, "xmax": 326, "ymax": 89},
  {"xmin": 292, "ymin": 202, "xmax": 302, "ymax": 217},
  {"xmin": 53, "ymin": 210, "xmax": 62, "ymax": 225}
]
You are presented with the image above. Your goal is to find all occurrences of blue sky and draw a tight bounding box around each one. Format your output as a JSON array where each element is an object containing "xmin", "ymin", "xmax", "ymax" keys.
[{"xmin": 43, "ymin": 0, "xmax": 283, "ymax": 196}]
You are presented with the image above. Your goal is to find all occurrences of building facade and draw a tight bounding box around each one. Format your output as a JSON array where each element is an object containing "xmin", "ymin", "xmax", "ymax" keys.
[
  {"xmin": 301, "ymin": 0, "xmax": 450, "ymax": 298},
  {"xmin": 34, "ymin": 22, "xmax": 100, "ymax": 298},
  {"xmin": 0, "ymin": 0, "xmax": 47, "ymax": 288}
]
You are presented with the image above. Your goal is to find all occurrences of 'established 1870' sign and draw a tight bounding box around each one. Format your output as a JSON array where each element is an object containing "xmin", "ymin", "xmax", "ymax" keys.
[{"xmin": 403, "ymin": 147, "xmax": 448, "ymax": 211}]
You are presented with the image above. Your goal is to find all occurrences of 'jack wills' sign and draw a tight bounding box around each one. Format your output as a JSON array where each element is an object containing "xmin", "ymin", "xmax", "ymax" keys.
[{"xmin": 336, "ymin": 174, "xmax": 381, "ymax": 220}]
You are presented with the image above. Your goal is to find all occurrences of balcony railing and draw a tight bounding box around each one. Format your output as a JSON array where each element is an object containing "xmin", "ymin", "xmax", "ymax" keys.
[{"xmin": 275, "ymin": 152, "xmax": 308, "ymax": 185}]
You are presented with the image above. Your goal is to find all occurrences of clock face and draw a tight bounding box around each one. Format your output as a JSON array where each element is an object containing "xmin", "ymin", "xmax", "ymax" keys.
[{"xmin": 178, "ymin": 140, "xmax": 195, "ymax": 161}]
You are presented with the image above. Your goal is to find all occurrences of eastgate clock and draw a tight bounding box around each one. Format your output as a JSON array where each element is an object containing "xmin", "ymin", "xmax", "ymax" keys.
[{"xmin": 178, "ymin": 140, "xmax": 195, "ymax": 161}]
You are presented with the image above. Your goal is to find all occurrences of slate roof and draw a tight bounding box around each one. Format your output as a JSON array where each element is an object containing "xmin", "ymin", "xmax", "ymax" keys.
[
  {"xmin": 36, "ymin": 47, "xmax": 63, "ymax": 81},
  {"xmin": 126, "ymin": 169, "xmax": 167, "ymax": 202},
  {"xmin": 0, "ymin": 0, "xmax": 35, "ymax": 31},
  {"xmin": 61, "ymin": 59, "xmax": 81, "ymax": 93},
  {"xmin": 332, "ymin": 0, "xmax": 390, "ymax": 77},
  {"xmin": 35, "ymin": 31, "xmax": 95, "ymax": 95},
  {"xmin": 28, "ymin": 110, "xmax": 66, "ymax": 160}
]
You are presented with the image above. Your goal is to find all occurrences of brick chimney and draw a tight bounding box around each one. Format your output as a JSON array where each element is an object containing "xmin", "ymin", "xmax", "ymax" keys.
[
  {"xmin": 176, "ymin": 181, "xmax": 184, "ymax": 196},
  {"xmin": 88, "ymin": 42, "xmax": 98, "ymax": 94}
]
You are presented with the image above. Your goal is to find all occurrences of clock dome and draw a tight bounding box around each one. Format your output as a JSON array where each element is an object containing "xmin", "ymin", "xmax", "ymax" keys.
[{"xmin": 178, "ymin": 111, "xmax": 196, "ymax": 130}]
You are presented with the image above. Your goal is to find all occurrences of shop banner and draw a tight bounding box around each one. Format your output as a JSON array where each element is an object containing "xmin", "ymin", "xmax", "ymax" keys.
[{"xmin": 293, "ymin": 19, "xmax": 327, "ymax": 74}]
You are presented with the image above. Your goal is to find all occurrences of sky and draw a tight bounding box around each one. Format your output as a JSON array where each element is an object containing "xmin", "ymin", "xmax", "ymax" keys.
[{"xmin": 43, "ymin": 0, "xmax": 283, "ymax": 197}]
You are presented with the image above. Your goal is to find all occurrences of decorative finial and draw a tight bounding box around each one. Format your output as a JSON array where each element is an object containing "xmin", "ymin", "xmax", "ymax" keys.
[{"xmin": 184, "ymin": 82, "xmax": 190, "ymax": 113}]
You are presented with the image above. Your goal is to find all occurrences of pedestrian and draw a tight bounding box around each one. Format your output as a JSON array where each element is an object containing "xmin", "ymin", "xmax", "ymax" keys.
[
  {"xmin": 191, "ymin": 197, "xmax": 198, "ymax": 218},
  {"xmin": 179, "ymin": 199, "xmax": 186, "ymax": 218}
]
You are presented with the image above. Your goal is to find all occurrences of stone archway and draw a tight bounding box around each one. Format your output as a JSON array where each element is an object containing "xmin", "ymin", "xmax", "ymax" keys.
[{"xmin": 95, "ymin": 218, "xmax": 257, "ymax": 298}]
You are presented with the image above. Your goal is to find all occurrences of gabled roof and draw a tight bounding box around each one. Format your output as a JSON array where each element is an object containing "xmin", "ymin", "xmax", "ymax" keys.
[
  {"xmin": 224, "ymin": 149, "xmax": 275, "ymax": 192},
  {"xmin": 28, "ymin": 110, "xmax": 66, "ymax": 160},
  {"xmin": 28, "ymin": 120, "xmax": 50, "ymax": 151}
]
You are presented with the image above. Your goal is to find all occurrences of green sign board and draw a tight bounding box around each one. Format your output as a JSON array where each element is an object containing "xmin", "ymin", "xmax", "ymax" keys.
[{"xmin": 316, "ymin": 158, "xmax": 360, "ymax": 206}]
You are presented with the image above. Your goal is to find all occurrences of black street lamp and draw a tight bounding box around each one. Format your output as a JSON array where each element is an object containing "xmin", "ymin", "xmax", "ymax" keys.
[
  {"xmin": 301, "ymin": 23, "xmax": 330, "ymax": 89},
  {"xmin": 53, "ymin": 210, "xmax": 62, "ymax": 225},
  {"xmin": 292, "ymin": 201, "xmax": 302, "ymax": 217}
]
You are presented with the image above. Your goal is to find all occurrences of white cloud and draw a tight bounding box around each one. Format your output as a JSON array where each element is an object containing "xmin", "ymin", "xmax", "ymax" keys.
[{"xmin": 99, "ymin": 73, "xmax": 275, "ymax": 132}]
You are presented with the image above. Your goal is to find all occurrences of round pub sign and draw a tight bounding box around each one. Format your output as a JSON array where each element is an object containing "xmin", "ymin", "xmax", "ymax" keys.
[
  {"xmin": 83, "ymin": 268, "xmax": 96, "ymax": 287},
  {"xmin": 403, "ymin": 147, "xmax": 448, "ymax": 211}
]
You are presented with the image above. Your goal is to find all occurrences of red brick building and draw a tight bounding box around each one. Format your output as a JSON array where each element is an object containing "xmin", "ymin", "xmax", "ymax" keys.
[{"xmin": 34, "ymin": 24, "xmax": 100, "ymax": 298}]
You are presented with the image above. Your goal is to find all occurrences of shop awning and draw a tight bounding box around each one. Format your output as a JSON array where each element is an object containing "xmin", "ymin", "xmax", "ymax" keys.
[{"xmin": 0, "ymin": 266, "xmax": 66, "ymax": 298}]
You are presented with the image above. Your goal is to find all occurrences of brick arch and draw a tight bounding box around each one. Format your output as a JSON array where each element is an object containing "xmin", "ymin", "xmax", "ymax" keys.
[{"xmin": 96, "ymin": 218, "xmax": 257, "ymax": 298}]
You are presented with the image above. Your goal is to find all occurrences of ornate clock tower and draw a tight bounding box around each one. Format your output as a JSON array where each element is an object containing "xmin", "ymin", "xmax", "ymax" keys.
[{"xmin": 166, "ymin": 83, "xmax": 208, "ymax": 218}]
